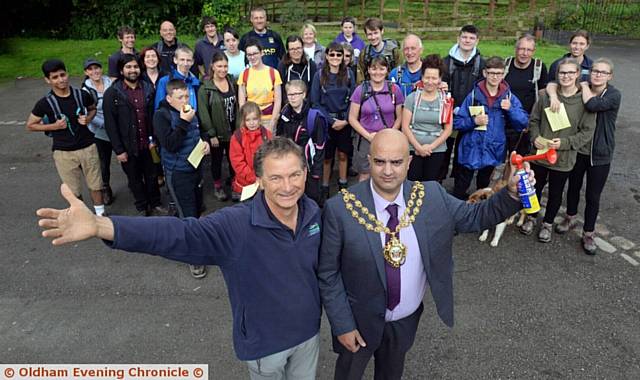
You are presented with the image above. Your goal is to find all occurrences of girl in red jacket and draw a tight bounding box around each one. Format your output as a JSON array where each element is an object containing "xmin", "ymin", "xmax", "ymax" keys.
[{"xmin": 230, "ymin": 102, "xmax": 272, "ymax": 201}]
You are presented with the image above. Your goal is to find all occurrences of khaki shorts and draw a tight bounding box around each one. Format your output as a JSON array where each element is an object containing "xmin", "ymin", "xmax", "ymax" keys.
[
  {"xmin": 53, "ymin": 144, "xmax": 103, "ymax": 195},
  {"xmin": 352, "ymin": 134, "xmax": 371, "ymax": 174}
]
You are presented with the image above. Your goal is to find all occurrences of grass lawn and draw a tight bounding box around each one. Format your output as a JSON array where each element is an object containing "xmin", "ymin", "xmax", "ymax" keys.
[{"xmin": 0, "ymin": 32, "xmax": 566, "ymax": 80}]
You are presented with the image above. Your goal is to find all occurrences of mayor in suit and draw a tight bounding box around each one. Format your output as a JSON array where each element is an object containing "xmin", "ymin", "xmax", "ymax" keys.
[{"xmin": 318, "ymin": 129, "xmax": 533, "ymax": 379}]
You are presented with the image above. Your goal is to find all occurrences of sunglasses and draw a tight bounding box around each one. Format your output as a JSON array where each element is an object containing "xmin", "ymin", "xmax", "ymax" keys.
[{"xmin": 327, "ymin": 52, "xmax": 343, "ymax": 58}]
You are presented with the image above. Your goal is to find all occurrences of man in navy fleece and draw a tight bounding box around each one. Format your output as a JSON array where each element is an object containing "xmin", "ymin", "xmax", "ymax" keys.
[{"xmin": 37, "ymin": 137, "xmax": 321, "ymax": 380}]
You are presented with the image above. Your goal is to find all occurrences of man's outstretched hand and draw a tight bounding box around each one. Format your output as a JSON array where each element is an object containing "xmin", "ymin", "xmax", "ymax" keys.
[{"xmin": 37, "ymin": 184, "xmax": 114, "ymax": 245}]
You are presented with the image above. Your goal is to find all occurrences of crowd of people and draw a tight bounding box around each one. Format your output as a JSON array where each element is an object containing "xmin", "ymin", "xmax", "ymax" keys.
[{"xmin": 33, "ymin": 7, "xmax": 621, "ymax": 379}]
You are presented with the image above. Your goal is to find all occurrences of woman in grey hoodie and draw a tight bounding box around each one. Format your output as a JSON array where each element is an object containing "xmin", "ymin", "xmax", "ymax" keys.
[{"xmin": 82, "ymin": 59, "xmax": 114, "ymax": 205}]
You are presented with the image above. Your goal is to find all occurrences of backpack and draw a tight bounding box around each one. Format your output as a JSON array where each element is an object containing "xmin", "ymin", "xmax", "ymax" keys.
[
  {"xmin": 358, "ymin": 80, "xmax": 397, "ymax": 129},
  {"xmin": 362, "ymin": 39, "xmax": 400, "ymax": 80},
  {"xmin": 43, "ymin": 86, "xmax": 86, "ymax": 136},
  {"xmin": 359, "ymin": 80, "xmax": 396, "ymax": 107},
  {"xmin": 233, "ymin": 126, "xmax": 269, "ymax": 146},
  {"xmin": 306, "ymin": 108, "xmax": 329, "ymax": 146},
  {"xmin": 242, "ymin": 66, "xmax": 276, "ymax": 89},
  {"xmin": 504, "ymin": 56, "xmax": 543, "ymax": 102}
]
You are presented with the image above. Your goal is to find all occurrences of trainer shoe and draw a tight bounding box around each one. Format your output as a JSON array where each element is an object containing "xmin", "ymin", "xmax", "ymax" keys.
[
  {"xmin": 102, "ymin": 185, "xmax": 114, "ymax": 206},
  {"xmin": 582, "ymin": 232, "xmax": 597, "ymax": 255},
  {"xmin": 189, "ymin": 265, "xmax": 207, "ymax": 279},
  {"xmin": 519, "ymin": 216, "xmax": 536, "ymax": 236},
  {"xmin": 149, "ymin": 205, "xmax": 169, "ymax": 216},
  {"xmin": 538, "ymin": 222, "xmax": 553, "ymax": 243},
  {"xmin": 555, "ymin": 215, "xmax": 577, "ymax": 234}
]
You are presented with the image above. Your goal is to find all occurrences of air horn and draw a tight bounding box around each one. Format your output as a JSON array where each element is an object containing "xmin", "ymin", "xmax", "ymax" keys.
[{"xmin": 510, "ymin": 149, "xmax": 557, "ymax": 214}]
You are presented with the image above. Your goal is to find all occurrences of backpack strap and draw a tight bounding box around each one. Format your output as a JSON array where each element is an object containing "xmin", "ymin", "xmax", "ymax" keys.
[
  {"xmin": 504, "ymin": 56, "xmax": 513, "ymax": 77},
  {"xmin": 387, "ymin": 81, "xmax": 396, "ymax": 106},
  {"xmin": 306, "ymin": 109, "xmax": 318, "ymax": 138},
  {"xmin": 72, "ymin": 87, "xmax": 85, "ymax": 115},
  {"xmin": 359, "ymin": 80, "xmax": 371, "ymax": 105},
  {"xmin": 242, "ymin": 68, "xmax": 250, "ymax": 86},
  {"xmin": 156, "ymin": 41, "xmax": 164, "ymax": 53},
  {"xmin": 533, "ymin": 58, "xmax": 543, "ymax": 102},
  {"xmin": 45, "ymin": 92, "xmax": 63, "ymax": 120},
  {"xmin": 259, "ymin": 126, "xmax": 268, "ymax": 142},
  {"xmin": 269, "ymin": 67, "xmax": 276, "ymax": 86}
]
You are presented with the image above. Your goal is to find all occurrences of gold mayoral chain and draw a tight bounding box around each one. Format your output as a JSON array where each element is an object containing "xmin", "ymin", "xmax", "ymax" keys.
[{"xmin": 340, "ymin": 182, "xmax": 425, "ymax": 268}]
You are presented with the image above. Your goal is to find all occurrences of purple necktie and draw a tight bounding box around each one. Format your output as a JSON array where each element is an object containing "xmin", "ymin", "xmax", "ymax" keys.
[{"xmin": 385, "ymin": 203, "xmax": 401, "ymax": 310}]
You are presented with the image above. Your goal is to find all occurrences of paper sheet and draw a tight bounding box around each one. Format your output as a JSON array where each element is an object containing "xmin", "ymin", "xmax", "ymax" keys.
[
  {"xmin": 545, "ymin": 103, "xmax": 572, "ymax": 132},
  {"xmin": 535, "ymin": 137, "xmax": 552, "ymax": 155},
  {"xmin": 187, "ymin": 139, "xmax": 207, "ymax": 169},
  {"xmin": 240, "ymin": 182, "xmax": 260, "ymax": 201},
  {"xmin": 469, "ymin": 106, "xmax": 487, "ymax": 131}
]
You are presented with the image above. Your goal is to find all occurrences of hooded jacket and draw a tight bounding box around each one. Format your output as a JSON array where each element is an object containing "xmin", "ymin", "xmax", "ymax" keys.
[
  {"xmin": 83, "ymin": 76, "xmax": 113, "ymax": 141},
  {"xmin": 153, "ymin": 100, "xmax": 207, "ymax": 173},
  {"xmin": 333, "ymin": 32, "xmax": 366, "ymax": 63},
  {"xmin": 454, "ymin": 80, "xmax": 529, "ymax": 170},
  {"xmin": 103, "ymin": 79, "xmax": 155, "ymax": 156},
  {"xmin": 230, "ymin": 126, "xmax": 273, "ymax": 193},
  {"xmin": 197, "ymin": 75, "xmax": 238, "ymax": 142},
  {"xmin": 582, "ymin": 84, "xmax": 621, "ymax": 166},
  {"xmin": 443, "ymin": 45, "xmax": 486, "ymax": 108},
  {"xmin": 277, "ymin": 100, "xmax": 325, "ymax": 179},
  {"xmin": 528, "ymin": 90, "xmax": 596, "ymax": 172},
  {"xmin": 153, "ymin": 69, "xmax": 200, "ymax": 111}
]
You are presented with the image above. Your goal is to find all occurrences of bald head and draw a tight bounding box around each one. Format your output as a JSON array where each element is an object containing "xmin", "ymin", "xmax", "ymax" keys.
[
  {"xmin": 369, "ymin": 129, "xmax": 411, "ymax": 200},
  {"xmin": 370, "ymin": 129, "xmax": 410, "ymax": 158},
  {"xmin": 402, "ymin": 34, "xmax": 423, "ymax": 64},
  {"xmin": 160, "ymin": 21, "xmax": 176, "ymax": 44}
]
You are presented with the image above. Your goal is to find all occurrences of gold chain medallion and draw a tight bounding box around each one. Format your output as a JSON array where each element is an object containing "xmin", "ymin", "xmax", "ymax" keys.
[{"xmin": 341, "ymin": 182, "xmax": 425, "ymax": 268}]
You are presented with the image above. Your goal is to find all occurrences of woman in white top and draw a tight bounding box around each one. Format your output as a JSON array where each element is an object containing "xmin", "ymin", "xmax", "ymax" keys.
[
  {"xmin": 223, "ymin": 27, "xmax": 246, "ymax": 80},
  {"xmin": 301, "ymin": 22, "xmax": 325, "ymax": 69}
]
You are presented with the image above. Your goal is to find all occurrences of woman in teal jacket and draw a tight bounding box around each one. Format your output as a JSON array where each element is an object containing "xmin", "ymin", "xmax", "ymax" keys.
[{"xmin": 452, "ymin": 56, "xmax": 528, "ymax": 200}]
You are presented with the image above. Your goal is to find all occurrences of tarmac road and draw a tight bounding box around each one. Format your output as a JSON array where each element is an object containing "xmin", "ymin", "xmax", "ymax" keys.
[{"xmin": 1, "ymin": 40, "xmax": 638, "ymax": 379}]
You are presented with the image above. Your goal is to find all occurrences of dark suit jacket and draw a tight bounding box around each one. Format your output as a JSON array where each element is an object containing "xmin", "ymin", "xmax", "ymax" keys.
[{"xmin": 318, "ymin": 180, "xmax": 521, "ymax": 352}]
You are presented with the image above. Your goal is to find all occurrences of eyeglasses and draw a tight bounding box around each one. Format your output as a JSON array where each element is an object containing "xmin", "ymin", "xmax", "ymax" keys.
[
  {"xmin": 246, "ymin": 52, "xmax": 261, "ymax": 58},
  {"xmin": 591, "ymin": 69, "xmax": 611, "ymax": 76},
  {"xmin": 287, "ymin": 92, "xmax": 304, "ymax": 97},
  {"xmin": 485, "ymin": 71, "xmax": 504, "ymax": 77},
  {"xmin": 344, "ymin": 54, "xmax": 352, "ymax": 58},
  {"xmin": 558, "ymin": 71, "xmax": 578, "ymax": 77},
  {"xmin": 327, "ymin": 53, "xmax": 343, "ymax": 58}
]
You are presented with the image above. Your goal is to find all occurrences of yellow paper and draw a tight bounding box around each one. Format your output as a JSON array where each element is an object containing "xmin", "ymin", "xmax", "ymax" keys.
[
  {"xmin": 240, "ymin": 182, "xmax": 260, "ymax": 201},
  {"xmin": 187, "ymin": 139, "xmax": 207, "ymax": 169},
  {"xmin": 469, "ymin": 106, "xmax": 487, "ymax": 131},
  {"xmin": 545, "ymin": 103, "xmax": 572, "ymax": 132},
  {"xmin": 535, "ymin": 137, "xmax": 551, "ymax": 155}
]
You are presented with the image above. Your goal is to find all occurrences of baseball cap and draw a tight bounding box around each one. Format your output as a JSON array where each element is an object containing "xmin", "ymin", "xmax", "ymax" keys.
[{"xmin": 83, "ymin": 58, "xmax": 102, "ymax": 70}]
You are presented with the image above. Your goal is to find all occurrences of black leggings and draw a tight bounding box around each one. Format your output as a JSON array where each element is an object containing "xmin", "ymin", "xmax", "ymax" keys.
[
  {"xmin": 530, "ymin": 163, "xmax": 571, "ymax": 224},
  {"xmin": 210, "ymin": 141, "xmax": 233, "ymax": 183},
  {"xmin": 566, "ymin": 153, "xmax": 610, "ymax": 232}
]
